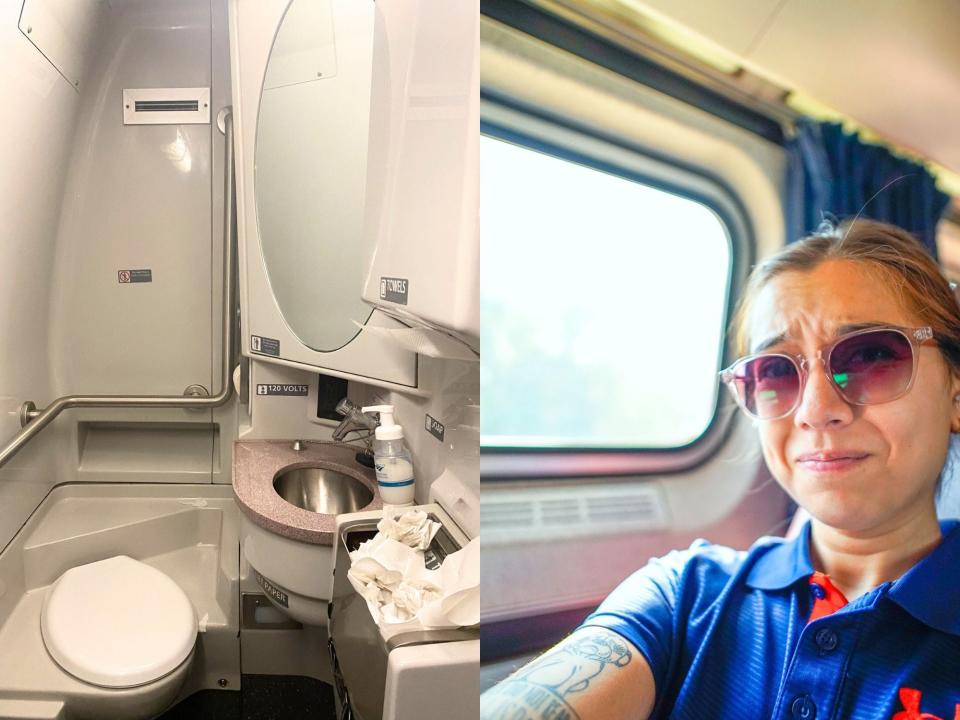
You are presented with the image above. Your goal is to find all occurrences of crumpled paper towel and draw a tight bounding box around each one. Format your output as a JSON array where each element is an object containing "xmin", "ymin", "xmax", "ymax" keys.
[
  {"xmin": 347, "ymin": 535, "xmax": 441, "ymax": 624},
  {"xmin": 418, "ymin": 536, "xmax": 479, "ymax": 628},
  {"xmin": 376, "ymin": 508, "xmax": 441, "ymax": 550},
  {"xmin": 347, "ymin": 510, "xmax": 479, "ymax": 629}
]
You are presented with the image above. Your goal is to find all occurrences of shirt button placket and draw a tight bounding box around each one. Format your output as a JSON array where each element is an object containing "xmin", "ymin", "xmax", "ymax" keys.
[
  {"xmin": 776, "ymin": 622, "xmax": 849, "ymax": 720},
  {"xmin": 791, "ymin": 694, "xmax": 817, "ymax": 720}
]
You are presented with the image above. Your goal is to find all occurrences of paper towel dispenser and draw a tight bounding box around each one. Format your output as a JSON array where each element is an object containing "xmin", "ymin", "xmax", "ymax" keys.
[{"xmin": 360, "ymin": 0, "xmax": 480, "ymax": 349}]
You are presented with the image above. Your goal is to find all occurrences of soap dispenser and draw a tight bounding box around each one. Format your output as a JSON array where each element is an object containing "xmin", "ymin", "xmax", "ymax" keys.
[{"xmin": 362, "ymin": 405, "xmax": 415, "ymax": 506}]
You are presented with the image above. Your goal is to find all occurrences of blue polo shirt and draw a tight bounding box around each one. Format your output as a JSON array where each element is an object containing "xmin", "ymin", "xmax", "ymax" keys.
[{"xmin": 581, "ymin": 520, "xmax": 960, "ymax": 720}]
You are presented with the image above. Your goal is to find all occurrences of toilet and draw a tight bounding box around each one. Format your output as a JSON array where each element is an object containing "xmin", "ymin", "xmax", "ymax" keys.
[{"xmin": 39, "ymin": 556, "xmax": 197, "ymax": 720}]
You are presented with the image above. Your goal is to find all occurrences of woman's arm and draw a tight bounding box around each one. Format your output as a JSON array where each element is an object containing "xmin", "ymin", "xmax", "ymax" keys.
[{"xmin": 479, "ymin": 626, "xmax": 656, "ymax": 720}]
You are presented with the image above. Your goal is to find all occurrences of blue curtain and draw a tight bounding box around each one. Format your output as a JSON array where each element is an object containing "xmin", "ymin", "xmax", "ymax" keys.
[{"xmin": 786, "ymin": 120, "xmax": 950, "ymax": 260}]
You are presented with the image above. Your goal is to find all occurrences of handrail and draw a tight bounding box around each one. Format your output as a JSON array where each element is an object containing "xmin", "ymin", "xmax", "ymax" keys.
[{"xmin": 0, "ymin": 107, "xmax": 237, "ymax": 471}]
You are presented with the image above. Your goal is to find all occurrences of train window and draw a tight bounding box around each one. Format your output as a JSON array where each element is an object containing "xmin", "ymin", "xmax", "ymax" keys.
[{"xmin": 481, "ymin": 133, "xmax": 732, "ymax": 450}]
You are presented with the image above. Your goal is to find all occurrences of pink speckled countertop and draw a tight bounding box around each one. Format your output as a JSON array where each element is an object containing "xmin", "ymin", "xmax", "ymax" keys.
[{"xmin": 233, "ymin": 440, "xmax": 382, "ymax": 545}]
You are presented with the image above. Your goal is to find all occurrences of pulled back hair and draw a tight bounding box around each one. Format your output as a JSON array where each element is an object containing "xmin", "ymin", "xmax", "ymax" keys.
[{"xmin": 730, "ymin": 218, "xmax": 960, "ymax": 376}]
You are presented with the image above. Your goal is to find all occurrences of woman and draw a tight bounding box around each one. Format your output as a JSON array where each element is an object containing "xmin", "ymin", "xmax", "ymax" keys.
[{"xmin": 480, "ymin": 219, "xmax": 960, "ymax": 720}]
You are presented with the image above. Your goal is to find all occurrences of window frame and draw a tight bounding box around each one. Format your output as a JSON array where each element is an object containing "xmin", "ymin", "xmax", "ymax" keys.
[
  {"xmin": 480, "ymin": 93, "xmax": 756, "ymax": 480},
  {"xmin": 479, "ymin": 0, "xmax": 784, "ymax": 146}
]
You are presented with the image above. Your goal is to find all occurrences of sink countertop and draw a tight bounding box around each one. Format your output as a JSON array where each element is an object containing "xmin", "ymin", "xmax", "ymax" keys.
[{"xmin": 232, "ymin": 440, "xmax": 382, "ymax": 545}]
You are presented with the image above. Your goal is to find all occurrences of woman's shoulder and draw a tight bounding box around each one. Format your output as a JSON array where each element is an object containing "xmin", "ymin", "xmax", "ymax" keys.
[
  {"xmin": 579, "ymin": 532, "xmax": 796, "ymax": 693},
  {"xmin": 659, "ymin": 532, "xmax": 791, "ymax": 583},
  {"xmin": 592, "ymin": 531, "xmax": 796, "ymax": 617}
]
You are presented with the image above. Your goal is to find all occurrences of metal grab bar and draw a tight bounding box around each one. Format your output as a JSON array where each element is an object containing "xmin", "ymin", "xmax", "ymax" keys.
[{"xmin": 0, "ymin": 107, "xmax": 238, "ymax": 471}]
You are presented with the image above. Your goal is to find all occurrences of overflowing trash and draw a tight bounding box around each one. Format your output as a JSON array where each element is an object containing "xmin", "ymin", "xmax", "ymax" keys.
[{"xmin": 347, "ymin": 509, "xmax": 479, "ymax": 628}]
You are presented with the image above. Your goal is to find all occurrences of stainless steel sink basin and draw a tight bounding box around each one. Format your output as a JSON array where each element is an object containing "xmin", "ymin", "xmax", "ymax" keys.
[{"xmin": 273, "ymin": 467, "xmax": 373, "ymax": 514}]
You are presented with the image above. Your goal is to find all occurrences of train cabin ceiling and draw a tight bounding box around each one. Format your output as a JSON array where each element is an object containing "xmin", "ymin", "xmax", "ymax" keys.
[{"xmin": 620, "ymin": 0, "xmax": 960, "ymax": 179}]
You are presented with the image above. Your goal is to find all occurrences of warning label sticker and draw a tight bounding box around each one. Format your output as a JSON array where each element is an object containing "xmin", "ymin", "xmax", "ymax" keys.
[
  {"xmin": 251, "ymin": 335, "xmax": 280, "ymax": 357},
  {"xmin": 118, "ymin": 269, "xmax": 152, "ymax": 283},
  {"xmin": 256, "ymin": 384, "xmax": 308, "ymax": 397},
  {"xmin": 425, "ymin": 414, "xmax": 445, "ymax": 442}
]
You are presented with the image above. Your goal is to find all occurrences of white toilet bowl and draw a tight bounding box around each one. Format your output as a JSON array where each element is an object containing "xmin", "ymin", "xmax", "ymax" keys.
[{"xmin": 40, "ymin": 555, "xmax": 198, "ymax": 720}]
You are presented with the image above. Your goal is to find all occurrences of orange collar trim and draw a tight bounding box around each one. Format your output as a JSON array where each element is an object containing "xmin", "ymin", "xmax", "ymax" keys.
[{"xmin": 808, "ymin": 571, "xmax": 849, "ymax": 623}]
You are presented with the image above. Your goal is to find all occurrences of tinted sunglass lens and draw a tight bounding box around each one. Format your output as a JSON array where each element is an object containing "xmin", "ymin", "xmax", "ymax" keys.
[
  {"xmin": 829, "ymin": 330, "xmax": 914, "ymax": 404},
  {"xmin": 734, "ymin": 355, "xmax": 800, "ymax": 419}
]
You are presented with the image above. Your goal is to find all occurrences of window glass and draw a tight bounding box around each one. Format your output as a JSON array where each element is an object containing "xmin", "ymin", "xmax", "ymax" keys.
[{"xmin": 481, "ymin": 134, "xmax": 732, "ymax": 449}]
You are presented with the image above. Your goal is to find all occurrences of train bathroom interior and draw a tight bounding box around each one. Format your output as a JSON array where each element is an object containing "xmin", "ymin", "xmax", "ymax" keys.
[
  {"xmin": 479, "ymin": 0, "xmax": 960, "ymax": 689},
  {"xmin": 0, "ymin": 0, "xmax": 479, "ymax": 718}
]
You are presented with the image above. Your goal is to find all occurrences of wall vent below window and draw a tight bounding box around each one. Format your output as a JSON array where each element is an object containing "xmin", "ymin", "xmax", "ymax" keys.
[
  {"xmin": 123, "ymin": 88, "xmax": 210, "ymax": 125},
  {"xmin": 481, "ymin": 483, "xmax": 668, "ymax": 545}
]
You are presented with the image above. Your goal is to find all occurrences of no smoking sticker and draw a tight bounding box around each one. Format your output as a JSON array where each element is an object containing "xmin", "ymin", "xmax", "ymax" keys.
[{"xmin": 118, "ymin": 269, "xmax": 152, "ymax": 283}]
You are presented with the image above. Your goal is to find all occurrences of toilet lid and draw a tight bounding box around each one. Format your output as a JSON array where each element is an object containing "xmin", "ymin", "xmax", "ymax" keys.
[{"xmin": 41, "ymin": 555, "xmax": 197, "ymax": 688}]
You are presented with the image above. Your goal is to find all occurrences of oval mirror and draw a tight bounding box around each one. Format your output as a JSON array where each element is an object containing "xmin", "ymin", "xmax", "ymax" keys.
[{"xmin": 255, "ymin": 0, "xmax": 375, "ymax": 351}]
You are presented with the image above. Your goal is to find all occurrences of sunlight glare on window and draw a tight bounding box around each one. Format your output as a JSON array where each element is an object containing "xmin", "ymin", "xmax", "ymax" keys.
[{"xmin": 481, "ymin": 134, "xmax": 731, "ymax": 448}]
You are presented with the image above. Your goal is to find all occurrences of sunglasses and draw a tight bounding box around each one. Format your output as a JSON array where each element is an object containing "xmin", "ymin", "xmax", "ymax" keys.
[{"xmin": 720, "ymin": 326, "xmax": 935, "ymax": 421}]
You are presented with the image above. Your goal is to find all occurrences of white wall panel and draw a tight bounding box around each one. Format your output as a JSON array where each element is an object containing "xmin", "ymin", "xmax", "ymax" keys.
[
  {"xmin": 387, "ymin": 357, "xmax": 479, "ymax": 514},
  {"xmin": 18, "ymin": 0, "xmax": 102, "ymax": 89},
  {"xmin": 48, "ymin": 0, "xmax": 214, "ymax": 397},
  {"xmin": 0, "ymin": 0, "xmax": 234, "ymax": 524},
  {"xmin": 0, "ymin": 0, "xmax": 86, "ymax": 550}
]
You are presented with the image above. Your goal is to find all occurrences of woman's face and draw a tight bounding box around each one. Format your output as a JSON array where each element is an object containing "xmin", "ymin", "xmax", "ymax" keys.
[{"xmin": 747, "ymin": 259, "xmax": 960, "ymax": 534}]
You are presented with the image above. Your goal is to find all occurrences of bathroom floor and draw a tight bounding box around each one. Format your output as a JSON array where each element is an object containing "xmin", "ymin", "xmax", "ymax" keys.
[{"xmin": 159, "ymin": 675, "xmax": 336, "ymax": 720}]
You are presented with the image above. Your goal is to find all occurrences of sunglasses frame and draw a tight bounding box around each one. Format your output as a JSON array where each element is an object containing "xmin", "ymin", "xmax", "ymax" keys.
[{"xmin": 719, "ymin": 325, "xmax": 935, "ymax": 421}]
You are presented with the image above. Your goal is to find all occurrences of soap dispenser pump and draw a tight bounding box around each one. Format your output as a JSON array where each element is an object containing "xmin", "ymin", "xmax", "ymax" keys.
[{"xmin": 362, "ymin": 405, "xmax": 415, "ymax": 505}]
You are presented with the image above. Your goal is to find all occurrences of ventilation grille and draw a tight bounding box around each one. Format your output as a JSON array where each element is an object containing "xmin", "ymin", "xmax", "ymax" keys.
[
  {"xmin": 482, "ymin": 484, "xmax": 667, "ymax": 545},
  {"xmin": 586, "ymin": 494, "xmax": 661, "ymax": 524},
  {"xmin": 480, "ymin": 501, "xmax": 534, "ymax": 530},
  {"xmin": 123, "ymin": 88, "xmax": 210, "ymax": 125},
  {"xmin": 134, "ymin": 100, "xmax": 199, "ymax": 113},
  {"xmin": 540, "ymin": 498, "xmax": 581, "ymax": 525}
]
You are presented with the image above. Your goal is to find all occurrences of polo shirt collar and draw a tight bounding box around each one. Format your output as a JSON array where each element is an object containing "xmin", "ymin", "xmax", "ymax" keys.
[
  {"xmin": 746, "ymin": 521, "xmax": 815, "ymax": 590},
  {"xmin": 888, "ymin": 519, "xmax": 960, "ymax": 636},
  {"xmin": 746, "ymin": 518, "xmax": 960, "ymax": 636}
]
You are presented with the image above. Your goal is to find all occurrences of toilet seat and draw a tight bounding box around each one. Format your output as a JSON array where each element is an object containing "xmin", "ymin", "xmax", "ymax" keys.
[{"xmin": 41, "ymin": 556, "xmax": 197, "ymax": 689}]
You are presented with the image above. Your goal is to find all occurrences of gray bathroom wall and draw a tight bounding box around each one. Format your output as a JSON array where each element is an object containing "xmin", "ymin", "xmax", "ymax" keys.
[
  {"xmin": 0, "ymin": 0, "xmax": 235, "ymax": 552},
  {"xmin": 44, "ymin": 0, "xmax": 235, "ymax": 490},
  {"xmin": 0, "ymin": 0, "xmax": 86, "ymax": 550}
]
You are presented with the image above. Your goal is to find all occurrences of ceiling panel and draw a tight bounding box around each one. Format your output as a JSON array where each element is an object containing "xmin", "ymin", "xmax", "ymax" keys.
[
  {"xmin": 627, "ymin": 0, "xmax": 784, "ymax": 57},
  {"xmin": 748, "ymin": 0, "xmax": 960, "ymax": 174},
  {"xmin": 624, "ymin": 0, "xmax": 960, "ymax": 177}
]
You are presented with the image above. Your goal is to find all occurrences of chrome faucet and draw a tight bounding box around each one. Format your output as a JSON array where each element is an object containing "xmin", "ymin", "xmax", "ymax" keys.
[{"xmin": 332, "ymin": 398, "xmax": 379, "ymax": 443}]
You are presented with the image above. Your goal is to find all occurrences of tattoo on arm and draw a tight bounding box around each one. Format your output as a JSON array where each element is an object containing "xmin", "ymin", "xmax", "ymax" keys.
[{"xmin": 480, "ymin": 631, "xmax": 634, "ymax": 720}]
